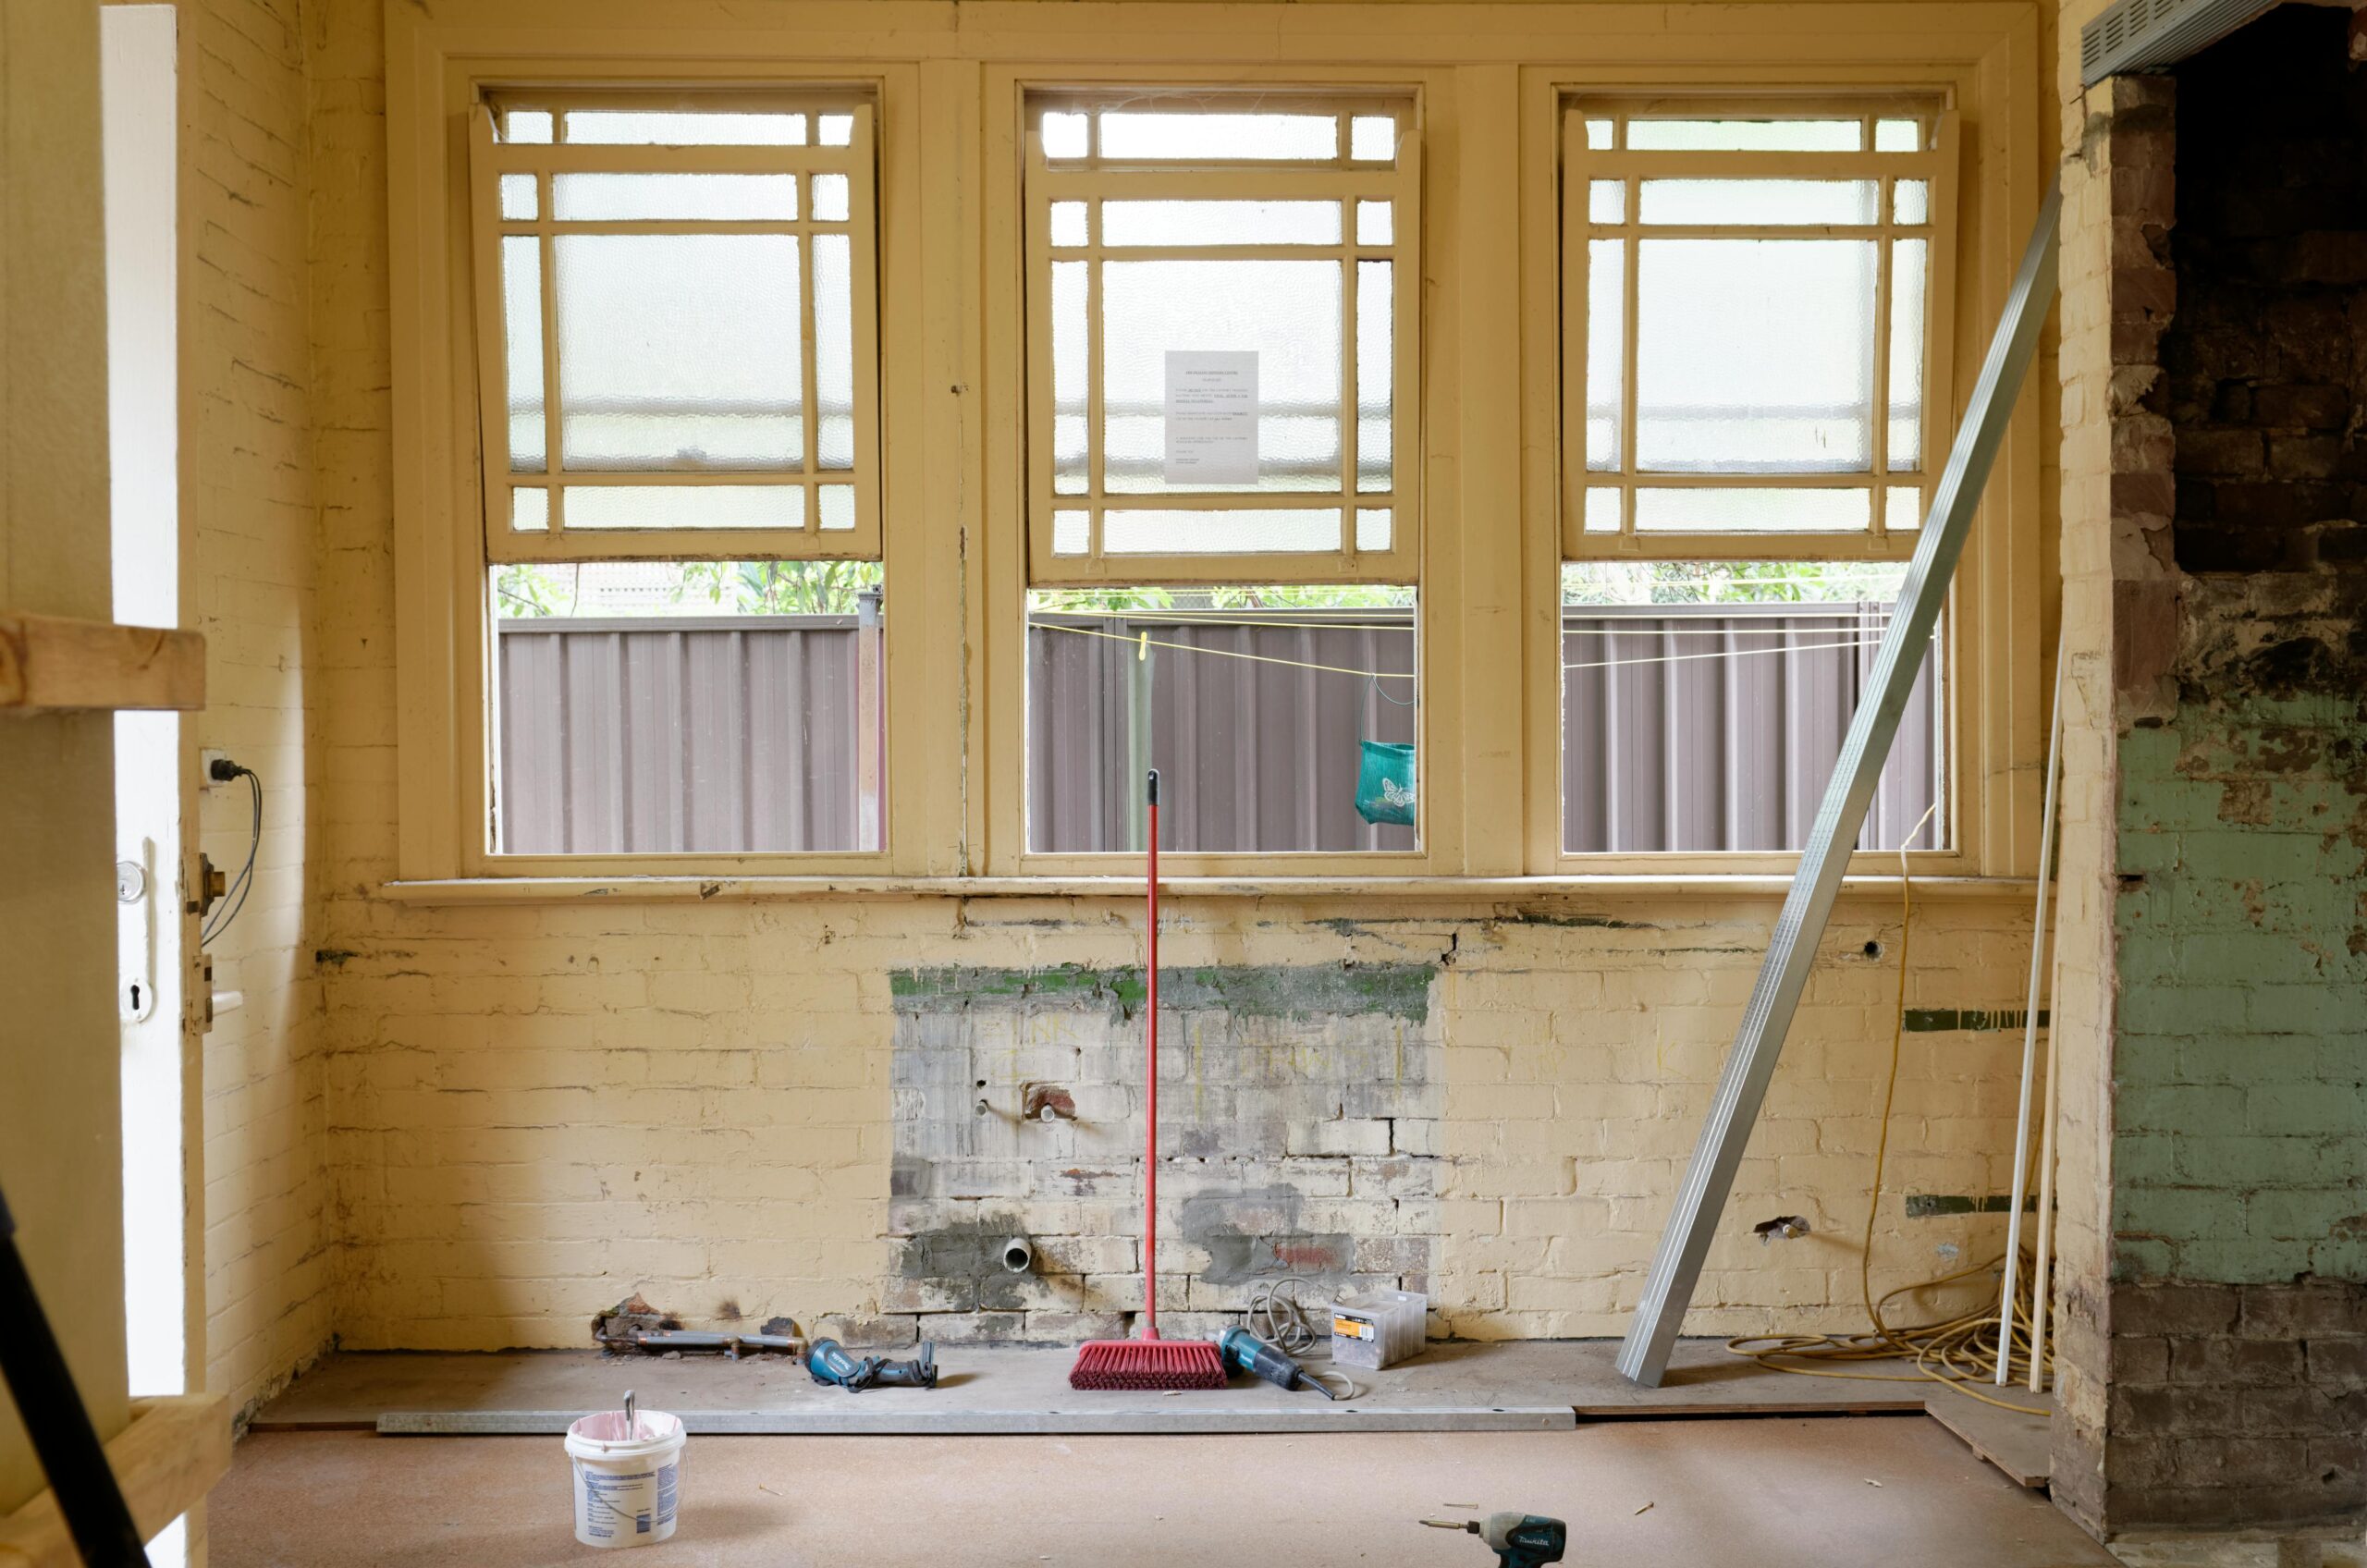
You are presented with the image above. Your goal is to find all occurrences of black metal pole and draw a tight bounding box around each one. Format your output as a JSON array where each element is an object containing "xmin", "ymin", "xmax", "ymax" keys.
[{"xmin": 0, "ymin": 1182, "xmax": 152, "ymax": 1566}]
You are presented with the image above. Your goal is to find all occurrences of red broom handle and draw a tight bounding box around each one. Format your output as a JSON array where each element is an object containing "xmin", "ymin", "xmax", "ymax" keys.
[{"xmin": 1143, "ymin": 769, "xmax": 1159, "ymax": 1341}]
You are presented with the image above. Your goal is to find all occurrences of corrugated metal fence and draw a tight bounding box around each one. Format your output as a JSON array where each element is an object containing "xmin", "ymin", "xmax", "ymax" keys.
[
  {"xmin": 496, "ymin": 614, "xmax": 879, "ymax": 854},
  {"xmin": 495, "ymin": 603, "xmax": 1938, "ymax": 856}
]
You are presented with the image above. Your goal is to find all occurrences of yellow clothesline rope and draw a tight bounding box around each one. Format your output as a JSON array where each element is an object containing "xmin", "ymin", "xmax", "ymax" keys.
[
  {"xmin": 1027, "ymin": 618, "xmax": 1417, "ymax": 680},
  {"xmin": 1028, "ymin": 619, "xmax": 1928, "ymax": 682}
]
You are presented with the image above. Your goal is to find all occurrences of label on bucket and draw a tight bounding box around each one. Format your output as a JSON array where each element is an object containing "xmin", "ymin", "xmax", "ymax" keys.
[
  {"xmin": 577, "ymin": 1460, "xmax": 679, "ymax": 1545},
  {"xmin": 1334, "ymin": 1314, "xmax": 1377, "ymax": 1341}
]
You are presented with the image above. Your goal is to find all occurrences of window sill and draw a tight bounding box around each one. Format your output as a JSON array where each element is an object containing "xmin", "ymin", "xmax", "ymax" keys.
[{"xmin": 377, "ymin": 872, "xmax": 2037, "ymax": 905}]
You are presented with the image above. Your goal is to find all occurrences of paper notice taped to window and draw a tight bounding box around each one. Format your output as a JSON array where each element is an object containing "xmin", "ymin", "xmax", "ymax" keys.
[{"xmin": 1163, "ymin": 350, "xmax": 1258, "ymax": 484}]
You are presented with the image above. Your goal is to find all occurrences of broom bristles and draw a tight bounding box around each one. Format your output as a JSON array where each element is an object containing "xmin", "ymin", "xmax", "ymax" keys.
[{"xmin": 1067, "ymin": 1335, "xmax": 1227, "ymax": 1390}]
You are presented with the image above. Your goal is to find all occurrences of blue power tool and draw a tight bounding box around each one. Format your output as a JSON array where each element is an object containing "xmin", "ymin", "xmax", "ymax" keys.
[{"xmin": 1216, "ymin": 1326, "xmax": 1346, "ymax": 1400}]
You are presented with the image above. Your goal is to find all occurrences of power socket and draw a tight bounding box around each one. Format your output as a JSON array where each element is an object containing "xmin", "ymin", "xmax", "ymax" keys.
[{"xmin": 201, "ymin": 748, "xmax": 234, "ymax": 786}]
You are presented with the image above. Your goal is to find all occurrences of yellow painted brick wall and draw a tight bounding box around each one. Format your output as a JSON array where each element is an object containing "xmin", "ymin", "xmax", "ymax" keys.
[
  {"xmin": 286, "ymin": 0, "xmax": 2060, "ymax": 1354},
  {"xmin": 317, "ymin": 890, "xmax": 2043, "ymax": 1347},
  {"xmin": 187, "ymin": 0, "xmax": 334, "ymax": 1424}
]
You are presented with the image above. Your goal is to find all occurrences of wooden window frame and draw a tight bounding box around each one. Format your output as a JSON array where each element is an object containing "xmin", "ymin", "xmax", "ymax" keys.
[
  {"xmin": 1019, "ymin": 90, "xmax": 1424, "ymax": 585},
  {"xmin": 384, "ymin": 4, "xmax": 2046, "ymax": 894},
  {"xmin": 468, "ymin": 93, "xmax": 885, "ymax": 564},
  {"xmin": 1545, "ymin": 92, "xmax": 1976, "ymax": 875},
  {"xmin": 1559, "ymin": 94, "xmax": 1960, "ymax": 551}
]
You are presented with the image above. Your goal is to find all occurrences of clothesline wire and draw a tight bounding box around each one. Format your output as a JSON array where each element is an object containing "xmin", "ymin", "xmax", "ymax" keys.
[
  {"xmin": 1033, "ymin": 610, "xmax": 1896, "ymax": 637},
  {"xmin": 1026, "ymin": 618, "xmax": 1930, "ymax": 682}
]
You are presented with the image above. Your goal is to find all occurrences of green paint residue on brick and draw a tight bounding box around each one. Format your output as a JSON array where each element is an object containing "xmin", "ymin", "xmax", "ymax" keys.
[
  {"xmin": 2109, "ymin": 689, "xmax": 2367, "ymax": 1287},
  {"xmin": 891, "ymin": 962, "xmax": 1433, "ymax": 1023},
  {"xmin": 1901, "ymin": 1008, "xmax": 2048, "ymax": 1034}
]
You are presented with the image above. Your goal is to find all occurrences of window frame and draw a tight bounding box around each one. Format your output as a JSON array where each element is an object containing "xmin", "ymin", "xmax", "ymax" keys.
[
  {"xmin": 1558, "ymin": 95, "xmax": 1960, "ymax": 556},
  {"xmin": 466, "ymin": 92, "xmax": 886, "ymax": 565},
  {"xmin": 1018, "ymin": 89, "xmax": 1425, "ymax": 586},
  {"xmin": 384, "ymin": 6, "xmax": 2047, "ymax": 893},
  {"xmin": 1530, "ymin": 81, "xmax": 2017, "ymax": 878},
  {"xmin": 987, "ymin": 67, "xmax": 1455, "ymax": 877}
]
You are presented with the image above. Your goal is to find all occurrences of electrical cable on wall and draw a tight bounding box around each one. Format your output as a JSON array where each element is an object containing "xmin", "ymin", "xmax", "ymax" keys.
[
  {"xmin": 1723, "ymin": 803, "xmax": 2052, "ymax": 1416},
  {"xmin": 202, "ymin": 757, "xmax": 263, "ymax": 946}
]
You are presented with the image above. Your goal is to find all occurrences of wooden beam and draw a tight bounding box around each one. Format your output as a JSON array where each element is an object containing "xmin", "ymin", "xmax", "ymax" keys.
[
  {"xmin": 0, "ymin": 611, "xmax": 203, "ymax": 714},
  {"xmin": 0, "ymin": 1393, "xmax": 231, "ymax": 1566}
]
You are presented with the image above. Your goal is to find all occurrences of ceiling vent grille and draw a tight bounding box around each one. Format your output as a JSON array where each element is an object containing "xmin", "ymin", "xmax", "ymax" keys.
[{"xmin": 2080, "ymin": 0, "xmax": 2282, "ymax": 83}]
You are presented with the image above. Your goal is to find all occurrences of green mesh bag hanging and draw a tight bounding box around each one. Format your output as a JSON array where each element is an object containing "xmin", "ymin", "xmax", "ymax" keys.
[{"xmin": 1356, "ymin": 741, "xmax": 1417, "ymax": 827}]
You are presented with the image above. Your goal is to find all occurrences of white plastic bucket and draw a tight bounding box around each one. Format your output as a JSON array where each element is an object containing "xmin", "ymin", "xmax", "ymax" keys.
[{"xmin": 565, "ymin": 1408, "xmax": 685, "ymax": 1549}]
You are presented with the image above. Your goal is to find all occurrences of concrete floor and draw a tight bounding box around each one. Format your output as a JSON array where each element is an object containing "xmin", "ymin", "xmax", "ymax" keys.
[{"xmin": 210, "ymin": 1417, "xmax": 2116, "ymax": 1568}]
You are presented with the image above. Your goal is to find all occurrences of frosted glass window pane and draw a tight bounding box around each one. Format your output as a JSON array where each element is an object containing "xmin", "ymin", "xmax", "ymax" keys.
[
  {"xmin": 1351, "ymin": 116, "xmax": 1397, "ymax": 161},
  {"xmin": 1100, "ymin": 260, "xmax": 1340, "ymax": 494},
  {"xmin": 816, "ymin": 235, "xmax": 855, "ymax": 471},
  {"xmin": 1585, "ymin": 239, "xmax": 1624, "ymax": 471},
  {"xmin": 1099, "ymin": 112, "xmax": 1337, "ymax": 162},
  {"xmin": 1041, "ymin": 112, "xmax": 1088, "ymax": 160},
  {"xmin": 1633, "ymin": 487, "xmax": 1871, "ymax": 532},
  {"xmin": 819, "ymin": 114, "xmax": 853, "ymax": 147},
  {"xmin": 1051, "ymin": 261, "xmax": 1088, "ymax": 496},
  {"xmin": 812, "ymin": 175, "xmax": 850, "ymax": 222},
  {"xmin": 501, "ymin": 236, "xmax": 546, "ymax": 472},
  {"xmin": 1893, "ymin": 179, "xmax": 1930, "ymax": 225},
  {"xmin": 1050, "ymin": 202, "xmax": 1087, "ymax": 247},
  {"xmin": 556, "ymin": 233, "xmax": 803, "ymax": 471},
  {"xmin": 1885, "ymin": 484, "xmax": 1922, "ymax": 532},
  {"xmin": 565, "ymin": 484, "xmax": 806, "ymax": 530},
  {"xmin": 561, "ymin": 110, "xmax": 805, "ymax": 145},
  {"xmin": 1874, "ymin": 118, "xmax": 1923, "ymax": 152},
  {"xmin": 1635, "ymin": 239, "xmax": 1875, "ymax": 473},
  {"xmin": 1356, "ymin": 508, "xmax": 1392, "ymax": 551},
  {"xmin": 1052, "ymin": 509, "xmax": 1090, "ymax": 554},
  {"xmin": 1637, "ymin": 179, "xmax": 1878, "ymax": 226},
  {"xmin": 1357, "ymin": 260, "xmax": 1392, "ymax": 494},
  {"xmin": 500, "ymin": 174, "xmax": 538, "ymax": 220},
  {"xmin": 511, "ymin": 486, "xmax": 549, "ymax": 531},
  {"xmin": 1355, "ymin": 201, "xmax": 1392, "ymax": 246},
  {"xmin": 1102, "ymin": 200, "xmax": 1340, "ymax": 247},
  {"xmin": 503, "ymin": 109, "xmax": 552, "ymax": 143},
  {"xmin": 1102, "ymin": 508, "xmax": 1341, "ymax": 553},
  {"xmin": 1584, "ymin": 117, "xmax": 1614, "ymax": 150},
  {"xmin": 1589, "ymin": 180, "xmax": 1625, "ymax": 225},
  {"xmin": 553, "ymin": 173, "xmax": 796, "ymax": 222},
  {"xmin": 817, "ymin": 484, "xmax": 855, "ymax": 531},
  {"xmin": 1583, "ymin": 487, "xmax": 1621, "ymax": 533},
  {"xmin": 1889, "ymin": 237, "xmax": 1928, "ymax": 472},
  {"xmin": 1627, "ymin": 118, "xmax": 1861, "ymax": 152}
]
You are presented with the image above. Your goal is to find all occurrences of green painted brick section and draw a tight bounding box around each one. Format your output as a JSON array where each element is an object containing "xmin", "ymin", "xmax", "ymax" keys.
[
  {"xmin": 2173, "ymin": 1133, "xmax": 2354, "ymax": 1186},
  {"xmin": 2110, "ymin": 691, "xmax": 2367, "ymax": 1286},
  {"xmin": 2117, "ymin": 984, "xmax": 2250, "ymax": 1036},
  {"xmin": 2246, "ymin": 1083, "xmax": 2366, "ymax": 1137},
  {"xmin": 2116, "ymin": 1184, "xmax": 2247, "ymax": 1243},
  {"xmin": 2246, "ymin": 983, "xmax": 2360, "ymax": 1035}
]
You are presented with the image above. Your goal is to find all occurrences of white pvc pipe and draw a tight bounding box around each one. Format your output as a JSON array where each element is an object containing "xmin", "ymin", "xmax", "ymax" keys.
[
  {"xmin": 2029, "ymin": 905, "xmax": 2070, "ymax": 1392},
  {"xmin": 1995, "ymin": 637, "xmax": 2067, "ymax": 1383}
]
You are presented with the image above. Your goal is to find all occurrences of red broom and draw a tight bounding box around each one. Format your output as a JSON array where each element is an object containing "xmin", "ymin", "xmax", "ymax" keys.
[{"xmin": 1069, "ymin": 769, "xmax": 1226, "ymax": 1391}]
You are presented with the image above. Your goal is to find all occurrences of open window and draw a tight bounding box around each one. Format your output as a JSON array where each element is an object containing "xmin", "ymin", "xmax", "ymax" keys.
[
  {"xmin": 1559, "ymin": 98, "xmax": 1956, "ymax": 854},
  {"xmin": 469, "ymin": 92, "xmax": 885, "ymax": 855},
  {"xmin": 1021, "ymin": 93, "xmax": 1424, "ymax": 856}
]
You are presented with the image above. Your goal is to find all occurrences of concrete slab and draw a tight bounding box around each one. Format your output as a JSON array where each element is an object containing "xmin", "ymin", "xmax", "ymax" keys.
[
  {"xmin": 210, "ymin": 1421, "xmax": 2118, "ymax": 1568},
  {"xmin": 252, "ymin": 1341, "xmax": 1937, "ymax": 1439}
]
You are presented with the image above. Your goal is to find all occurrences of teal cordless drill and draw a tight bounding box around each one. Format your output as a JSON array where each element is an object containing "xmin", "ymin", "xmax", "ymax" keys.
[{"xmin": 1420, "ymin": 1512, "xmax": 1567, "ymax": 1568}]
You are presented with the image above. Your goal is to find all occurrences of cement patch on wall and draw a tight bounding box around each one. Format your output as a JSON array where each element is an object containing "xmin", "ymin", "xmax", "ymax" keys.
[{"xmin": 886, "ymin": 962, "xmax": 1441, "ymax": 1342}]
